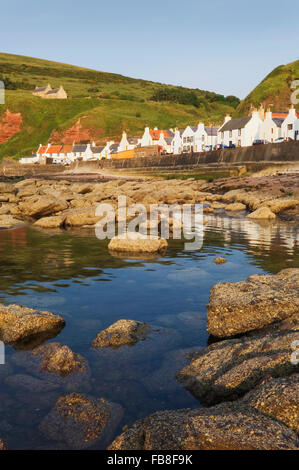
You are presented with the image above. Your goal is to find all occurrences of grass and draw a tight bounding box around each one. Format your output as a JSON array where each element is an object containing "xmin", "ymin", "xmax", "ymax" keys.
[
  {"xmin": 236, "ymin": 60, "xmax": 299, "ymax": 116},
  {"xmin": 0, "ymin": 52, "xmax": 239, "ymax": 161}
]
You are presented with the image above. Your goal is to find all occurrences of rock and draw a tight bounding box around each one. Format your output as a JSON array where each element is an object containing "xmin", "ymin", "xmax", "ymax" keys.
[
  {"xmin": 0, "ymin": 215, "xmax": 23, "ymax": 228},
  {"xmin": 64, "ymin": 207, "xmax": 102, "ymax": 226},
  {"xmin": 176, "ymin": 319, "xmax": 298, "ymax": 406},
  {"xmin": 241, "ymin": 375, "xmax": 299, "ymax": 435},
  {"xmin": 108, "ymin": 402, "xmax": 299, "ymax": 450},
  {"xmin": 34, "ymin": 215, "xmax": 65, "ymax": 228},
  {"xmin": 0, "ymin": 183, "xmax": 14, "ymax": 194},
  {"xmin": 40, "ymin": 393, "xmax": 123, "ymax": 449},
  {"xmin": 5, "ymin": 373, "xmax": 60, "ymax": 392},
  {"xmin": 0, "ymin": 303, "xmax": 65, "ymax": 347},
  {"xmin": 213, "ymin": 257, "xmax": 227, "ymax": 265},
  {"xmin": 225, "ymin": 202, "xmax": 246, "ymax": 211},
  {"xmin": 108, "ymin": 233, "xmax": 167, "ymax": 255},
  {"xmin": 10, "ymin": 342, "xmax": 91, "ymax": 391},
  {"xmin": 267, "ymin": 197, "xmax": 298, "ymax": 214},
  {"xmin": 206, "ymin": 269, "xmax": 299, "ymax": 337},
  {"xmin": 0, "ymin": 438, "xmax": 8, "ymax": 450},
  {"xmin": 18, "ymin": 195, "xmax": 68, "ymax": 218},
  {"xmin": 247, "ymin": 207, "xmax": 276, "ymax": 219},
  {"xmin": 92, "ymin": 320, "xmax": 151, "ymax": 348}
]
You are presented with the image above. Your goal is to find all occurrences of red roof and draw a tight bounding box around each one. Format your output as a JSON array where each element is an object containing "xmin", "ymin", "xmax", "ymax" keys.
[
  {"xmin": 150, "ymin": 129, "xmax": 171, "ymax": 140},
  {"xmin": 61, "ymin": 145, "xmax": 73, "ymax": 153},
  {"xmin": 47, "ymin": 145, "xmax": 62, "ymax": 154},
  {"xmin": 272, "ymin": 111, "xmax": 299, "ymax": 119},
  {"xmin": 37, "ymin": 145, "xmax": 48, "ymax": 154}
]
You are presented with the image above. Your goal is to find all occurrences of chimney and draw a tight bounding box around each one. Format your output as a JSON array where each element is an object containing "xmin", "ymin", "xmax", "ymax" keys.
[
  {"xmin": 265, "ymin": 107, "xmax": 272, "ymax": 120},
  {"xmin": 224, "ymin": 114, "xmax": 231, "ymax": 124},
  {"xmin": 258, "ymin": 104, "xmax": 265, "ymax": 121},
  {"xmin": 289, "ymin": 105, "xmax": 296, "ymax": 117}
]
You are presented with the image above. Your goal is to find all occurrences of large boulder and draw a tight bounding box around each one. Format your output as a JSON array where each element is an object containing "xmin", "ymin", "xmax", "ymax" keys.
[
  {"xmin": 241, "ymin": 375, "xmax": 299, "ymax": 435},
  {"xmin": 108, "ymin": 233, "xmax": 167, "ymax": 255},
  {"xmin": 206, "ymin": 269, "xmax": 299, "ymax": 337},
  {"xmin": 18, "ymin": 195, "xmax": 68, "ymax": 218},
  {"xmin": 225, "ymin": 202, "xmax": 246, "ymax": 211},
  {"xmin": 40, "ymin": 393, "xmax": 123, "ymax": 449},
  {"xmin": 108, "ymin": 402, "xmax": 299, "ymax": 450},
  {"xmin": 0, "ymin": 303, "xmax": 65, "ymax": 347},
  {"xmin": 92, "ymin": 319, "xmax": 151, "ymax": 348},
  {"xmin": 64, "ymin": 207, "xmax": 102, "ymax": 226},
  {"xmin": 0, "ymin": 183, "xmax": 15, "ymax": 194},
  {"xmin": 176, "ymin": 317, "xmax": 298, "ymax": 406}
]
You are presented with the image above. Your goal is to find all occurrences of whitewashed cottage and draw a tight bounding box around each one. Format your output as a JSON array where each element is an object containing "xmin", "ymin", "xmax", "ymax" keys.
[
  {"xmin": 259, "ymin": 108, "xmax": 283, "ymax": 142},
  {"xmin": 218, "ymin": 110, "xmax": 262, "ymax": 147},
  {"xmin": 281, "ymin": 106, "xmax": 299, "ymax": 140}
]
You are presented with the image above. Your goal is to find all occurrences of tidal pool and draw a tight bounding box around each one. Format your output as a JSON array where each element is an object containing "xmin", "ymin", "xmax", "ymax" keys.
[{"xmin": 0, "ymin": 214, "xmax": 298, "ymax": 449}]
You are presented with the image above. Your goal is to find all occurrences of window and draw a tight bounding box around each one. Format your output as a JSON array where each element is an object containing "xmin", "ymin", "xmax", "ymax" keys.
[
  {"xmin": 238, "ymin": 129, "xmax": 241, "ymax": 136},
  {"xmin": 238, "ymin": 140, "xmax": 241, "ymax": 147},
  {"xmin": 271, "ymin": 128, "xmax": 274, "ymax": 134},
  {"xmin": 221, "ymin": 132, "xmax": 224, "ymax": 139},
  {"xmin": 229, "ymin": 131, "xmax": 232, "ymax": 138},
  {"xmin": 288, "ymin": 124, "xmax": 293, "ymax": 131}
]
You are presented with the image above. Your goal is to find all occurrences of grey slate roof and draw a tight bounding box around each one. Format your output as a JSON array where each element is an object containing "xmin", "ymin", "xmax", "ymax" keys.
[
  {"xmin": 220, "ymin": 117, "xmax": 251, "ymax": 132},
  {"xmin": 190, "ymin": 126, "xmax": 198, "ymax": 132},
  {"xmin": 34, "ymin": 86, "xmax": 48, "ymax": 93},
  {"xmin": 109, "ymin": 144, "xmax": 119, "ymax": 153},
  {"xmin": 73, "ymin": 145, "xmax": 87, "ymax": 153},
  {"xmin": 92, "ymin": 146, "xmax": 104, "ymax": 153},
  {"xmin": 128, "ymin": 137, "xmax": 139, "ymax": 144},
  {"xmin": 205, "ymin": 126, "xmax": 219, "ymax": 136},
  {"xmin": 272, "ymin": 118, "xmax": 284, "ymax": 128},
  {"xmin": 46, "ymin": 89, "xmax": 59, "ymax": 95},
  {"xmin": 165, "ymin": 137, "xmax": 173, "ymax": 144}
]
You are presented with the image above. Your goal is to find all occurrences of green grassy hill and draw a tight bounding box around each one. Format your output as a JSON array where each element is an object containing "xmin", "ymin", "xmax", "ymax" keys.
[
  {"xmin": 236, "ymin": 60, "xmax": 299, "ymax": 116},
  {"xmin": 0, "ymin": 52, "xmax": 239, "ymax": 160}
]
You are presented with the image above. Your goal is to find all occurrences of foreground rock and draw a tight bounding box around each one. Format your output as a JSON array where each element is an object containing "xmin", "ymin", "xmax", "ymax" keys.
[
  {"xmin": 108, "ymin": 402, "xmax": 299, "ymax": 450},
  {"xmin": 241, "ymin": 375, "xmax": 299, "ymax": 435},
  {"xmin": 176, "ymin": 317, "xmax": 298, "ymax": 406},
  {"xmin": 92, "ymin": 320, "xmax": 151, "ymax": 348},
  {"xmin": 40, "ymin": 393, "xmax": 123, "ymax": 449},
  {"xmin": 213, "ymin": 257, "xmax": 227, "ymax": 265},
  {"xmin": 108, "ymin": 233, "xmax": 168, "ymax": 255},
  {"xmin": 0, "ymin": 303, "xmax": 65, "ymax": 347},
  {"xmin": 207, "ymin": 268, "xmax": 299, "ymax": 337},
  {"xmin": 0, "ymin": 439, "xmax": 8, "ymax": 450}
]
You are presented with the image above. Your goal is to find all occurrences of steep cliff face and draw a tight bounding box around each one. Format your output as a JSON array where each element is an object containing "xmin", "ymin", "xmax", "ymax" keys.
[
  {"xmin": 50, "ymin": 119, "xmax": 105, "ymax": 144},
  {"xmin": 0, "ymin": 109, "xmax": 23, "ymax": 143}
]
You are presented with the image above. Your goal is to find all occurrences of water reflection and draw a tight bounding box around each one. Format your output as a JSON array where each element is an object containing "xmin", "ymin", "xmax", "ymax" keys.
[{"xmin": 0, "ymin": 215, "xmax": 298, "ymax": 449}]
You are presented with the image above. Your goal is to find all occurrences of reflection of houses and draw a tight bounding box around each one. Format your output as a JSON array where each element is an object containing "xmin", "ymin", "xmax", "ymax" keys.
[{"xmin": 33, "ymin": 84, "xmax": 67, "ymax": 99}]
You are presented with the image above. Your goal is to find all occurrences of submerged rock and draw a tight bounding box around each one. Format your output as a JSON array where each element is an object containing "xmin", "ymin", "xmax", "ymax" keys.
[
  {"xmin": 176, "ymin": 318, "xmax": 298, "ymax": 406},
  {"xmin": 207, "ymin": 268, "xmax": 299, "ymax": 337},
  {"xmin": 40, "ymin": 393, "xmax": 123, "ymax": 449},
  {"xmin": 225, "ymin": 202, "xmax": 246, "ymax": 211},
  {"xmin": 10, "ymin": 342, "xmax": 91, "ymax": 391},
  {"xmin": 108, "ymin": 233, "xmax": 167, "ymax": 255},
  {"xmin": 0, "ymin": 304, "xmax": 65, "ymax": 347},
  {"xmin": 241, "ymin": 374, "xmax": 299, "ymax": 435},
  {"xmin": 213, "ymin": 257, "xmax": 227, "ymax": 265},
  {"xmin": 92, "ymin": 320, "xmax": 151, "ymax": 348},
  {"xmin": 108, "ymin": 402, "xmax": 299, "ymax": 450}
]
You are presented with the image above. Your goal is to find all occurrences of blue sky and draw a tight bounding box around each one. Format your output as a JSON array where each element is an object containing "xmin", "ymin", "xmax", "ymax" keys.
[{"xmin": 1, "ymin": 0, "xmax": 298, "ymax": 98}]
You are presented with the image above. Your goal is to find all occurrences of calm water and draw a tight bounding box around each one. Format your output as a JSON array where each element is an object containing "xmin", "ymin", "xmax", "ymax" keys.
[{"xmin": 0, "ymin": 214, "xmax": 298, "ymax": 449}]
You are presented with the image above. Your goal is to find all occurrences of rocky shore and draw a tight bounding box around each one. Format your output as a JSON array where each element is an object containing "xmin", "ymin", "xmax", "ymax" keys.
[{"xmin": 0, "ymin": 173, "xmax": 298, "ymax": 232}]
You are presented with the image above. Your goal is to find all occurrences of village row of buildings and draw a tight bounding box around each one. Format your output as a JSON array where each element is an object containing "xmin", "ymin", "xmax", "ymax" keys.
[{"xmin": 20, "ymin": 105, "xmax": 299, "ymax": 164}]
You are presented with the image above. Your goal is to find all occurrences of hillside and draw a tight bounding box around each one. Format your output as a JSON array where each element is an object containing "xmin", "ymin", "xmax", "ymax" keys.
[
  {"xmin": 236, "ymin": 60, "xmax": 299, "ymax": 116},
  {"xmin": 0, "ymin": 53, "xmax": 239, "ymax": 160}
]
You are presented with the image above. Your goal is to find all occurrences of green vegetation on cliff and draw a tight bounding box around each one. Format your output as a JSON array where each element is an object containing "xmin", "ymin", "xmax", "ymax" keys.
[
  {"xmin": 0, "ymin": 52, "xmax": 239, "ymax": 160},
  {"xmin": 236, "ymin": 60, "xmax": 299, "ymax": 116}
]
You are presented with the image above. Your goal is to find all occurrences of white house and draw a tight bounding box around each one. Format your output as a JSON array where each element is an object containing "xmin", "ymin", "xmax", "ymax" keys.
[
  {"xmin": 281, "ymin": 106, "xmax": 299, "ymax": 140},
  {"xmin": 259, "ymin": 108, "xmax": 283, "ymax": 142},
  {"xmin": 218, "ymin": 110, "xmax": 262, "ymax": 147},
  {"xmin": 170, "ymin": 128, "xmax": 183, "ymax": 154},
  {"xmin": 118, "ymin": 131, "xmax": 139, "ymax": 152},
  {"xmin": 181, "ymin": 123, "xmax": 218, "ymax": 152}
]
